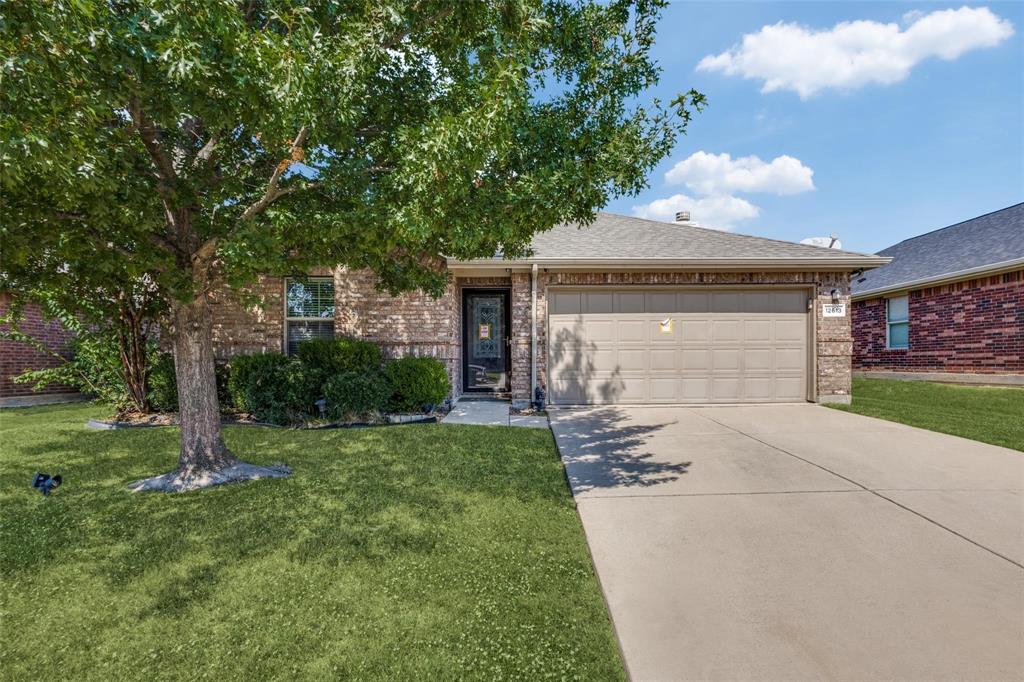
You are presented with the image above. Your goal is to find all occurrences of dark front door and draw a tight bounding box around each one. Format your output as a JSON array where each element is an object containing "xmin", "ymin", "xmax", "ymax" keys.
[{"xmin": 462, "ymin": 289, "xmax": 511, "ymax": 392}]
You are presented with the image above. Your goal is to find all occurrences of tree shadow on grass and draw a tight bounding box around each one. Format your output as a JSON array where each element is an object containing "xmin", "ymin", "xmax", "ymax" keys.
[
  {"xmin": 0, "ymin": 420, "xmax": 563, "ymax": 620},
  {"xmin": 551, "ymin": 407, "xmax": 691, "ymax": 494}
]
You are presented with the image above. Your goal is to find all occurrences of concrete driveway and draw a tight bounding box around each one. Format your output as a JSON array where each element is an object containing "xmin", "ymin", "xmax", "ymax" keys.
[{"xmin": 549, "ymin": 404, "xmax": 1024, "ymax": 681}]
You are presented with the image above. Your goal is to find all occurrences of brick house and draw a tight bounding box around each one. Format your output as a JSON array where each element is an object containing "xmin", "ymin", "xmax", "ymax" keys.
[
  {"xmin": 211, "ymin": 213, "xmax": 887, "ymax": 406},
  {"xmin": 0, "ymin": 293, "xmax": 79, "ymax": 405},
  {"xmin": 852, "ymin": 203, "xmax": 1024, "ymax": 383}
]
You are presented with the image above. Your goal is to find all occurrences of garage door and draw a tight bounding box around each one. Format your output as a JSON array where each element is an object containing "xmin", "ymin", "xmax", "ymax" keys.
[{"xmin": 548, "ymin": 289, "xmax": 809, "ymax": 404}]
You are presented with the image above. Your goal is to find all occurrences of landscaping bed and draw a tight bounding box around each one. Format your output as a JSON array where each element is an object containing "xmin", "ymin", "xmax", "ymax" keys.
[
  {"xmin": 829, "ymin": 378, "xmax": 1024, "ymax": 451},
  {"xmin": 0, "ymin": 402, "xmax": 624, "ymax": 680}
]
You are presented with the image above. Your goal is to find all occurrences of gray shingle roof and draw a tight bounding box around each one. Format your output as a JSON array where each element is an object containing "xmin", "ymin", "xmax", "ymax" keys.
[
  {"xmin": 520, "ymin": 212, "xmax": 879, "ymax": 261},
  {"xmin": 852, "ymin": 203, "xmax": 1024, "ymax": 296}
]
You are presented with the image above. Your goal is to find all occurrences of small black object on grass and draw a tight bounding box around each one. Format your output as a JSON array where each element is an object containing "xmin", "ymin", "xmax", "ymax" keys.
[{"xmin": 32, "ymin": 472, "xmax": 62, "ymax": 497}]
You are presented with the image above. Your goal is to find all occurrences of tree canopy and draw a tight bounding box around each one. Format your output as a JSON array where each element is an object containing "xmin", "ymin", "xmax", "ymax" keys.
[{"xmin": 0, "ymin": 0, "xmax": 704, "ymax": 488}]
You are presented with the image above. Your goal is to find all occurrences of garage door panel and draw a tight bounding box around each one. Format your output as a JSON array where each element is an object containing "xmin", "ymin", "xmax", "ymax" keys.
[
  {"xmin": 775, "ymin": 319, "xmax": 806, "ymax": 342},
  {"xmin": 585, "ymin": 319, "xmax": 614, "ymax": 342},
  {"xmin": 744, "ymin": 376, "xmax": 773, "ymax": 400},
  {"xmin": 550, "ymin": 292, "xmax": 581, "ymax": 315},
  {"xmin": 549, "ymin": 289, "xmax": 808, "ymax": 405},
  {"xmin": 617, "ymin": 320, "xmax": 647, "ymax": 343},
  {"xmin": 617, "ymin": 349, "xmax": 647, "ymax": 372},
  {"xmin": 744, "ymin": 348, "xmax": 773, "ymax": 372},
  {"xmin": 713, "ymin": 378, "xmax": 741, "ymax": 400},
  {"xmin": 712, "ymin": 348, "xmax": 740, "ymax": 371},
  {"xmin": 584, "ymin": 292, "xmax": 614, "ymax": 313},
  {"xmin": 650, "ymin": 348, "xmax": 677, "ymax": 371},
  {"xmin": 743, "ymin": 319, "xmax": 772, "ymax": 342},
  {"xmin": 681, "ymin": 377, "xmax": 711, "ymax": 400},
  {"xmin": 712, "ymin": 320, "xmax": 742, "ymax": 342},
  {"xmin": 646, "ymin": 292, "xmax": 678, "ymax": 313},
  {"xmin": 681, "ymin": 349, "xmax": 711, "ymax": 371},
  {"xmin": 775, "ymin": 376, "xmax": 806, "ymax": 401},
  {"xmin": 776, "ymin": 347, "xmax": 805, "ymax": 372},
  {"xmin": 649, "ymin": 378, "xmax": 679, "ymax": 401},
  {"xmin": 681, "ymin": 320, "xmax": 710, "ymax": 343}
]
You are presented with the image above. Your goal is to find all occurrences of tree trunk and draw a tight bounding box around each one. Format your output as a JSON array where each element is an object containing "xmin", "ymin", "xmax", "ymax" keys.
[
  {"xmin": 170, "ymin": 294, "xmax": 236, "ymax": 473},
  {"xmin": 117, "ymin": 302, "xmax": 151, "ymax": 414},
  {"xmin": 127, "ymin": 292, "xmax": 290, "ymax": 492}
]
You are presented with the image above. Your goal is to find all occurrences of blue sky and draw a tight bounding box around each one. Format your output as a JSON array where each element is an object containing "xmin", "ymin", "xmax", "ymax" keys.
[{"xmin": 604, "ymin": 2, "xmax": 1023, "ymax": 254}]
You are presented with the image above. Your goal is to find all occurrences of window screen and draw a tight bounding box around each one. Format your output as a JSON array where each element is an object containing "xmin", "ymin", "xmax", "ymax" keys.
[
  {"xmin": 886, "ymin": 296, "xmax": 909, "ymax": 349},
  {"xmin": 285, "ymin": 278, "xmax": 335, "ymax": 355}
]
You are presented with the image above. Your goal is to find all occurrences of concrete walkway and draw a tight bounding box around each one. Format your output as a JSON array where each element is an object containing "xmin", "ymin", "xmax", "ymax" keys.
[
  {"xmin": 550, "ymin": 404, "xmax": 1024, "ymax": 681},
  {"xmin": 442, "ymin": 399, "xmax": 549, "ymax": 429}
]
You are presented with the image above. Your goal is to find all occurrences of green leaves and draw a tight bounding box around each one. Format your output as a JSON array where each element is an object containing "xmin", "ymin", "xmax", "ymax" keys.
[{"xmin": 1, "ymin": 0, "xmax": 703, "ymax": 302}]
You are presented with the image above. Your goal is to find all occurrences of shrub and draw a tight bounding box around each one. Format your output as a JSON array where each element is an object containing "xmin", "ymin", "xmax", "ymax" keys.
[
  {"xmin": 323, "ymin": 370, "xmax": 390, "ymax": 421},
  {"xmin": 147, "ymin": 352, "xmax": 178, "ymax": 412},
  {"xmin": 297, "ymin": 337, "xmax": 383, "ymax": 386},
  {"xmin": 227, "ymin": 353, "xmax": 315, "ymax": 424},
  {"xmin": 384, "ymin": 356, "xmax": 450, "ymax": 413}
]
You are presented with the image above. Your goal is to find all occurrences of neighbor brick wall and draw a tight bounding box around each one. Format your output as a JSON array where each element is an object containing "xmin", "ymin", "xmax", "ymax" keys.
[
  {"xmin": 853, "ymin": 270, "xmax": 1023, "ymax": 374},
  {"xmin": 534, "ymin": 271, "xmax": 853, "ymax": 402},
  {"xmin": 0, "ymin": 293, "xmax": 78, "ymax": 398}
]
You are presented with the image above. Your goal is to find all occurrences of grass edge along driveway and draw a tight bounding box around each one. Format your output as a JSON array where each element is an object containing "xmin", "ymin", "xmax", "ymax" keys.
[
  {"xmin": 0, "ymin": 402, "xmax": 624, "ymax": 681},
  {"xmin": 829, "ymin": 378, "xmax": 1024, "ymax": 451}
]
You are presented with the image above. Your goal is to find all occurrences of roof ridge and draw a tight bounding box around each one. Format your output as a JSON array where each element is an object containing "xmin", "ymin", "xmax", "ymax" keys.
[
  {"xmin": 881, "ymin": 202, "xmax": 1024, "ymax": 250},
  {"xmin": 596, "ymin": 211, "xmax": 875, "ymax": 258}
]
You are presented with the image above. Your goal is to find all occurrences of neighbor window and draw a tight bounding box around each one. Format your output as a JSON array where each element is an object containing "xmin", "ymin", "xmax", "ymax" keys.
[
  {"xmin": 886, "ymin": 295, "xmax": 909, "ymax": 349},
  {"xmin": 285, "ymin": 277, "xmax": 335, "ymax": 355}
]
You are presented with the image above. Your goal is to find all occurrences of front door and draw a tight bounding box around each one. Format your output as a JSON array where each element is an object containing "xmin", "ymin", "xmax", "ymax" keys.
[{"xmin": 463, "ymin": 289, "xmax": 511, "ymax": 392}]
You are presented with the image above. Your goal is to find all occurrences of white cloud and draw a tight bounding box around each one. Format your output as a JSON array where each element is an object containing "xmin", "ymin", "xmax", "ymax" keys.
[
  {"xmin": 697, "ymin": 6, "xmax": 1014, "ymax": 98},
  {"xmin": 631, "ymin": 193, "xmax": 760, "ymax": 231},
  {"xmin": 665, "ymin": 151, "xmax": 815, "ymax": 196},
  {"xmin": 800, "ymin": 236, "xmax": 843, "ymax": 250}
]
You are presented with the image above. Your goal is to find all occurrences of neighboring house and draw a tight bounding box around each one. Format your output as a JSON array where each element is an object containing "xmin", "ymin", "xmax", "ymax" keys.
[
  {"xmin": 0, "ymin": 293, "xmax": 79, "ymax": 406},
  {"xmin": 211, "ymin": 212, "xmax": 888, "ymax": 406},
  {"xmin": 851, "ymin": 203, "xmax": 1024, "ymax": 382}
]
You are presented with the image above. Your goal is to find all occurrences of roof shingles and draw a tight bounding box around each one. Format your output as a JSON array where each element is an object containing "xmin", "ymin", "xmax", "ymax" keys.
[{"xmin": 852, "ymin": 203, "xmax": 1024, "ymax": 296}]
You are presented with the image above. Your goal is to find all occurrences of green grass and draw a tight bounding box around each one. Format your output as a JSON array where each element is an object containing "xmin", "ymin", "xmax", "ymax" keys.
[
  {"xmin": 830, "ymin": 378, "xmax": 1024, "ymax": 451},
  {"xmin": 0, "ymin": 403, "xmax": 623, "ymax": 681}
]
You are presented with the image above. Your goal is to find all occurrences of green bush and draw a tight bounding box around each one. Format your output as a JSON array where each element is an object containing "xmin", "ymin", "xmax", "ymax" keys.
[
  {"xmin": 227, "ymin": 353, "xmax": 314, "ymax": 425},
  {"xmin": 323, "ymin": 370, "xmax": 390, "ymax": 421},
  {"xmin": 384, "ymin": 356, "xmax": 450, "ymax": 413},
  {"xmin": 147, "ymin": 352, "xmax": 178, "ymax": 412},
  {"xmin": 297, "ymin": 337, "xmax": 383, "ymax": 387}
]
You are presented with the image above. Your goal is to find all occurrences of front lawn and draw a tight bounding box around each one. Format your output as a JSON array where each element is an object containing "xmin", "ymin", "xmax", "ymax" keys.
[
  {"xmin": 830, "ymin": 378, "xmax": 1024, "ymax": 451},
  {"xmin": 0, "ymin": 403, "xmax": 623, "ymax": 681}
]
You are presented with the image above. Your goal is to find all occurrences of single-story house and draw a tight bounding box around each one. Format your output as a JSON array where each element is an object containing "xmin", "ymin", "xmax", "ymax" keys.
[
  {"xmin": 851, "ymin": 203, "xmax": 1023, "ymax": 384},
  {"xmin": 211, "ymin": 212, "xmax": 889, "ymax": 406}
]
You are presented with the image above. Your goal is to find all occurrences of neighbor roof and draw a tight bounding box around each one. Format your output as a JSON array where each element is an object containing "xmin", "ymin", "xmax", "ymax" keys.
[
  {"xmin": 451, "ymin": 212, "xmax": 889, "ymax": 270},
  {"xmin": 852, "ymin": 203, "xmax": 1024, "ymax": 299}
]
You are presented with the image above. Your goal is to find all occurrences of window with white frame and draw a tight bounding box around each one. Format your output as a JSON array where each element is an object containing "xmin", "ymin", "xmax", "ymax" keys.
[
  {"xmin": 886, "ymin": 295, "xmax": 909, "ymax": 349},
  {"xmin": 285, "ymin": 277, "xmax": 335, "ymax": 355}
]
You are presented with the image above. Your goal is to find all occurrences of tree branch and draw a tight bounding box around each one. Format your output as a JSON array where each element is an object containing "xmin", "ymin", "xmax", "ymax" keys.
[
  {"xmin": 192, "ymin": 134, "xmax": 220, "ymax": 169},
  {"xmin": 382, "ymin": 5, "xmax": 455, "ymax": 51},
  {"xmin": 127, "ymin": 97, "xmax": 177, "ymax": 196},
  {"xmin": 239, "ymin": 126, "xmax": 309, "ymax": 221}
]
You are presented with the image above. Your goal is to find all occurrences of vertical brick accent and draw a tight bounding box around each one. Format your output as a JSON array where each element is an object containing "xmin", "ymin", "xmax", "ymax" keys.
[
  {"xmin": 0, "ymin": 294, "xmax": 77, "ymax": 398},
  {"xmin": 510, "ymin": 272, "xmax": 532, "ymax": 400},
  {"xmin": 853, "ymin": 270, "xmax": 1023, "ymax": 373}
]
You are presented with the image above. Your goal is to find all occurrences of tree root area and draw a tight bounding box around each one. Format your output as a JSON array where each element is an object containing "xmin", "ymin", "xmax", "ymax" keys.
[{"xmin": 128, "ymin": 462, "xmax": 291, "ymax": 493}]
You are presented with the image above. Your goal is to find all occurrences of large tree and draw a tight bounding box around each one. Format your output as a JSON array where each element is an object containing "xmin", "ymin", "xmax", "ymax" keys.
[{"xmin": 1, "ymin": 0, "xmax": 704, "ymax": 490}]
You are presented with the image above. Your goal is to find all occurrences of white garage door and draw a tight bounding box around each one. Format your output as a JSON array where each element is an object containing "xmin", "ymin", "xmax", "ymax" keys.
[{"xmin": 548, "ymin": 289, "xmax": 809, "ymax": 404}]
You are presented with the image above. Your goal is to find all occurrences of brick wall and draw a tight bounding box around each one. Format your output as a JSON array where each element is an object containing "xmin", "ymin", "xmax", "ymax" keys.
[
  {"xmin": 208, "ymin": 275, "xmax": 286, "ymax": 359},
  {"xmin": 0, "ymin": 293, "xmax": 78, "ymax": 398},
  {"xmin": 208, "ymin": 268, "xmax": 855, "ymax": 403},
  {"xmin": 853, "ymin": 270, "xmax": 1023, "ymax": 373}
]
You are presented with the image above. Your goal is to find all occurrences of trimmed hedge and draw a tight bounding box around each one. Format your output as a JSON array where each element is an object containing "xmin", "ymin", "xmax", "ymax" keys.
[
  {"xmin": 228, "ymin": 353, "xmax": 315, "ymax": 425},
  {"xmin": 323, "ymin": 370, "xmax": 390, "ymax": 421},
  {"xmin": 297, "ymin": 338, "xmax": 383, "ymax": 377},
  {"xmin": 384, "ymin": 356, "xmax": 450, "ymax": 413}
]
